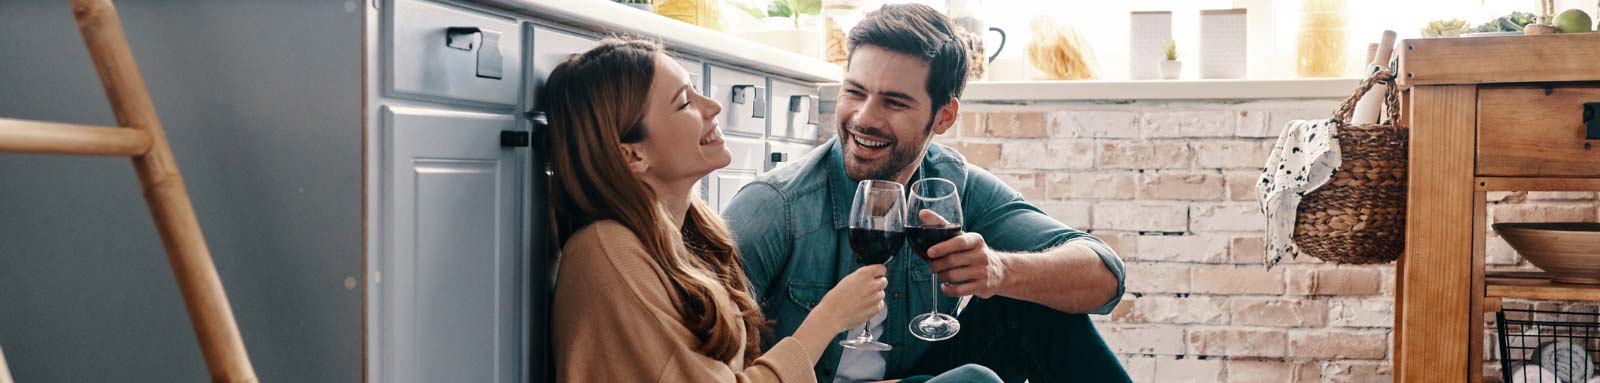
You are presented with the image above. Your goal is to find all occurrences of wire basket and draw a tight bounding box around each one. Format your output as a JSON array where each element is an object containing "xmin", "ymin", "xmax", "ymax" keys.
[{"xmin": 1497, "ymin": 308, "xmax": 1600, "ymax": 383}]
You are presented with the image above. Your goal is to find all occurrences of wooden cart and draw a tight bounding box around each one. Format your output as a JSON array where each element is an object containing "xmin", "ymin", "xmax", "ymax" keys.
[{"xmin": 1395, "ymin": 33, "xmax": 1600, "ymax": 382}]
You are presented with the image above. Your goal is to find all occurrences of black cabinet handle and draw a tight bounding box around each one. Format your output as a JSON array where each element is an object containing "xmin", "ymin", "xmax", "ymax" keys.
[
  {"xmin": 501, "ymin": 130, "xmax": 530, "ymax": 147},
  {"xmin": 1585, "ymin": 102, "xmax": 1600, "ymax": 140},
  {"xmin": 770, "ymin": 152, "xmax": 788, "ymax": 163}
]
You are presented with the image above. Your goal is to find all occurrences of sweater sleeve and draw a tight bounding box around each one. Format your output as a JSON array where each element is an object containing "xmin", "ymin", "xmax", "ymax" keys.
[{"xmin": 553, "ymin": 221, "xmax": 817, "ymax": 383}]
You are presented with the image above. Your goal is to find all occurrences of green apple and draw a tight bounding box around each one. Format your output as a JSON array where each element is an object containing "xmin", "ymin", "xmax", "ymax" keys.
[{"xmin": 1554, "ymin": 9, "xmax": 1593, "ymax": 33}]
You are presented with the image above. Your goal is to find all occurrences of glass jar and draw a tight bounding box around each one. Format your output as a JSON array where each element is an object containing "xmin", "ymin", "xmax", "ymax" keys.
[
  {"xmin": 656, "ymin": 0, "xmax": 724, "ymax": 31},
  {"xmin": 1296, "ymin": 0, "xmax": 1348, "ymax": 78},
  {"xmin": 821, "ymin": 0, "xmax": 863, "ymax": 67}
]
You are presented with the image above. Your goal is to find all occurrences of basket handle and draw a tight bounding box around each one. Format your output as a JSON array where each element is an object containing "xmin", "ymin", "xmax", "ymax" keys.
[{"xmin": 1332, "ymin": 69, "xmax": 1402, "ymax": 127}]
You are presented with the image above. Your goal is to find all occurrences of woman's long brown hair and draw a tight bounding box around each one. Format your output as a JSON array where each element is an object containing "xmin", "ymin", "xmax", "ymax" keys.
[{"xmin": 542, "ymin": 38, "xmax": 766, "ymax": 366}]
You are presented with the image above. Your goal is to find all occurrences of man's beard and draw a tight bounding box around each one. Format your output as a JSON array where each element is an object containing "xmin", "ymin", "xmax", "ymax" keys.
[{"xmin": 842, "ymin": 119, "xmax": 932, "ymax": 182}]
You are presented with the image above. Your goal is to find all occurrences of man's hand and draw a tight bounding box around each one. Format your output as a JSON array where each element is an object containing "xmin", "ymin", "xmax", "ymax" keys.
[{"xmin": 923, "ymin": 209, "xmax": 1007, "ymax": 298}]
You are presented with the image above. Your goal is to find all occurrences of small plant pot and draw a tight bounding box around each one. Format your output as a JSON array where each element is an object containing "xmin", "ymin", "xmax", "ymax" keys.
[{"xmin": 1159, "ymin": 60, "xmax": 1182, "ymax": 80}]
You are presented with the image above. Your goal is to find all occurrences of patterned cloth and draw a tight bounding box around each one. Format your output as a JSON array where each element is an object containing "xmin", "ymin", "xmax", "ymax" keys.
[{"xmin": 1257, "ymin": 117, "xmax": 1342, "ymax": 268}]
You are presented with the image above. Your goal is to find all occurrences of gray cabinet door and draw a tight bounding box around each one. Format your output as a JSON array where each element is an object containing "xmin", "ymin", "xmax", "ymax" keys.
[{"xmin": 377, "ymin": 105, "xmax": 522, "ymax": 383}]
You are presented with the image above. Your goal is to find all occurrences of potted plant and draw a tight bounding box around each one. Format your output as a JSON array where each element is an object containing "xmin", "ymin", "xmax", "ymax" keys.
[
  {"xmin": 1160, "ymin": 40, "xmax": 1181, "ymax": 80},
  {"xmin": 615, "ymin": 0, "xmax": 653, "ymax": 12},
  {"xmin": 728, "ymin": 0, "xmax": 822, "ymax": 56}
]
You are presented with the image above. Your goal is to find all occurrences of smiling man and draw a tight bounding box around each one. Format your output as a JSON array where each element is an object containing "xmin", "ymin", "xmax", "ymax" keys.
[{"xmin": 723, "ymin": 4, "xmax": 1130, "ymax": 383}]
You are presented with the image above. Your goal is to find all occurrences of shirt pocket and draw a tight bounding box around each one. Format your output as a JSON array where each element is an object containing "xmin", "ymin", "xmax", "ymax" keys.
[{"xmin": 786, "ymin": 281, "xmax": 831, "ymax": 311}]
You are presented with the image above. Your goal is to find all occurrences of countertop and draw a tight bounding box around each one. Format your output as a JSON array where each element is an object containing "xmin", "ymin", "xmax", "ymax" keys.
[{"xmin": 479, "ymin": 0, "xmax": 844, "ymax": 83}]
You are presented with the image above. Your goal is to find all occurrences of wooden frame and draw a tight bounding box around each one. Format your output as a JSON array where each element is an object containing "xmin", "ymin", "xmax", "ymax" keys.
[
  {"xmin": 0, "ymin": 1, "xmax": 257, "ymax": 381},
  {"xmin": 1396, "ymin": 33, "xmax": 1600, "ymax": 382}
]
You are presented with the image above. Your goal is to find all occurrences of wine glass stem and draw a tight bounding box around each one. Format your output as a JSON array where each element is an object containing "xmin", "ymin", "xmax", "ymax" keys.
[
  {"xmin": 928, "ymin": 272, "xmax": 940, "ymax": 316},
  {"xmin": 861, "ymin": 323, "xmax": 873, "ymax": 341}
]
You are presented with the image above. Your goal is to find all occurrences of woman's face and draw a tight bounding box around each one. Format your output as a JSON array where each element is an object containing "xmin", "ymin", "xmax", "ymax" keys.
[{"xmin": 629, "ymin": 54, "xmax": 729, "ymax": 185}]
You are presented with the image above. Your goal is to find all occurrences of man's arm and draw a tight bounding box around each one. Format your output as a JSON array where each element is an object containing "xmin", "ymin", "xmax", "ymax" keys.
[
  {"xmin": 925, "ymin": 166, "xmax": 1125, "ymax": 314},
  {"xmin": 722, "ymin": 182, "xmax": 792, "ymax": 303}
]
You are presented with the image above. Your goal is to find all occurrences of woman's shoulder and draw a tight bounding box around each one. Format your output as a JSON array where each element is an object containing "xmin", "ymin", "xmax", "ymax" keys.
[{"xmin": 559, "ymin": 220, "xmax": 668, "ymax": 289}]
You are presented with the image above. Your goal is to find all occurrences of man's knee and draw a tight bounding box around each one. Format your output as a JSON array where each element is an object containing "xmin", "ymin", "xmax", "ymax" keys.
[{"xmin": 928, "ymin": 364, "xmax": 1003, "ymax": 383}]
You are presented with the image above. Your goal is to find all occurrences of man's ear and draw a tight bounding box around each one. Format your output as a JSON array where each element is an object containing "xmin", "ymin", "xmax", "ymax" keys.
[
  {"xmin": 931, "ymin": 98, "xmax": 960, "ymax": 136},
  {"xmin": 619, "ymin": 143, "xmax": 650, "ymax": 174}
]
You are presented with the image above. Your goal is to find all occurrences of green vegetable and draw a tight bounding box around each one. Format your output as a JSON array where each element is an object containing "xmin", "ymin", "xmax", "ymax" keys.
[
  {"xmin": 1423, "ymin": 19, "xmax": 1470, "ymax": 37},
  {"xmin": 1473, "ymin": 11, "xmax": 1535, "ymax": 32},
  {"xmin": 1555, "ymin": 9, "xmax": 1594, "ymax": 33}
]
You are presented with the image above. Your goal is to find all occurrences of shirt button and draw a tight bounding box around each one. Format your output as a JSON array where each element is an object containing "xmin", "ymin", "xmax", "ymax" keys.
[{"xmin": 892, "ymin": 292, "xmax": 901, "ymax": 300}]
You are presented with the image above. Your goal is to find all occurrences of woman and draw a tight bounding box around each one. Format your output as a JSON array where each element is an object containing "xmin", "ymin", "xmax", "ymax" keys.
[{"xmin": 546, "ymin": 38, "xmax": 1000, "ymax": 383}]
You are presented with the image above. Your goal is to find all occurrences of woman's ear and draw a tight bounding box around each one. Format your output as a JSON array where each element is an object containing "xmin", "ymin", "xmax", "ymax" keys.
[{"xmin": 620, "ymin": 142, "xmax": 650, "ymax": 174}]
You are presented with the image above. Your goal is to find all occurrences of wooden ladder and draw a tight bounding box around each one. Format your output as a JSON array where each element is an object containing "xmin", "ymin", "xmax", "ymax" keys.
[{"xmin": 0, "ymin": 0, "xmax": 257, "ymax": 382}]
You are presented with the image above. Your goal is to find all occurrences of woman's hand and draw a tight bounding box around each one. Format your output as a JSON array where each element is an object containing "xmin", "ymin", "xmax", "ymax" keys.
[{"xmin": 809, "ymin": 264, "xmax": 889, "ymax": 333}]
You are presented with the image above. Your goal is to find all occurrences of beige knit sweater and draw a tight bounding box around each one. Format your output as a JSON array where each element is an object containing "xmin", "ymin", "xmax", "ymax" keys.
[{"xmin": 553, "ymin": 220, "xmax": 817, "ymax": 383}]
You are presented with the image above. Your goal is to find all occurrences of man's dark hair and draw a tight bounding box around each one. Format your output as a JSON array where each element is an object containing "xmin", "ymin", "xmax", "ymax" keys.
[{"xmin": 846, "ymin": 3, "xmax": 969, "ymax": 116}]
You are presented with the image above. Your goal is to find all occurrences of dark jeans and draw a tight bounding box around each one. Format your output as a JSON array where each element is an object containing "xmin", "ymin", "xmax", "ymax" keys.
[{"xmin": 905, "ymin": 296, "xmax": 1131, "ymax": 383}]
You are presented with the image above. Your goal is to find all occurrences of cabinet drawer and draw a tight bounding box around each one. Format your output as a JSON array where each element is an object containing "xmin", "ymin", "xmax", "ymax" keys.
[
  {"xmin": 725, "ymin": 135, "xmax": 766, "ymax": 172},
  {"xmin": 769, "ymin": 79, "xmax": 821, "ymax": 141},
  {"xmin": 707, "ymin": 65, "xmax": 768, "ymax": 137},
  {"xmin": 708, "ymin": 169, "xmax": 758, "ymax": 213},
  {"xmin": 387, "ymin": 0, "xmax": 522, "ymax": 107},
  {"xmin": 766, "ymin": 141, "xmax": 815, "ymax": 171},
  {"xmin": 1478, "ymin": 85, "xmax": 1600, "ymax": 177}
]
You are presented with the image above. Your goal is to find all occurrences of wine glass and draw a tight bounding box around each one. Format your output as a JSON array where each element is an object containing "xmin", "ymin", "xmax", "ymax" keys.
[
  {"xmin": 906, "ymin": 177, "xmax": 963, "ymax": 341},
  {"xmin": 841, "ymin": 179, "xmax": 905, "ymax": 351}
]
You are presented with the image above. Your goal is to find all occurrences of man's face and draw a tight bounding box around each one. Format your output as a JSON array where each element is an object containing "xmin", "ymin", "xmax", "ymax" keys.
[{"xmin": 835, "ymin": 45, "xmax": 949, "ymax": 182}]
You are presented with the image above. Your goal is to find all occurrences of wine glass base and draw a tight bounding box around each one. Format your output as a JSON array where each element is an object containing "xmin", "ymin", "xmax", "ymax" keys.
[
  {"xmin": 909, "ymin": 313, "xmax": 961, "ymax": 341},
  {"xmin": 840, "ymin": 339, "xmax": 894, "ymax": 351}
]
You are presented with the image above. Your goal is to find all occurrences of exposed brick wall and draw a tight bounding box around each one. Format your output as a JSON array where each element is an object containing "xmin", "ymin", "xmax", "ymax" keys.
[{"xmin": 935, "ymin": 101, "xmax": 1600, "ymax": 383}]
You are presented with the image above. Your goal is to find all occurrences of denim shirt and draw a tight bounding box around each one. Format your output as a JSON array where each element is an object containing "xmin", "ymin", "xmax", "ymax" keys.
[{"xmin": 723, "ymin": 137, "xmax": 1126, "ymax": 383}]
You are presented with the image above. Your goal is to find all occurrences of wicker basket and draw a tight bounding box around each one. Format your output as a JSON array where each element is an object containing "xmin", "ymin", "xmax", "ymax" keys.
[{"xmin": 1292, "ymin": 70, "xmax": 1407, "ymax": 264}]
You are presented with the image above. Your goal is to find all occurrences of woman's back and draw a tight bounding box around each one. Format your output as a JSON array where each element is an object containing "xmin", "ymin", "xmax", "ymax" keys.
[{"xmin": 553, "ymin": 220, "xmax": 815, "ymax": 383}]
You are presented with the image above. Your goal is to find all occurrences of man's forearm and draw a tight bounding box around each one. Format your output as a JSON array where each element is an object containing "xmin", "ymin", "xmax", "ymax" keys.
[{"xmin": 995, "ymin": 242, "xmax": 1120, "ymax": 314}]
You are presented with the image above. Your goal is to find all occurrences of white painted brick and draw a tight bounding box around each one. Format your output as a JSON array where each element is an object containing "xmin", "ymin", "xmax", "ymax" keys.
[
  {"xmin": 1320, "ymin": 361, "xmax": 1392, "ymax": 383},
  {"xmin": 1048, "ymin": 172, "xmax": 1137, "ymax": 200},
  {"xmin": 1289, "ymin": 329, "xmax": 1390, "ymax": 359},
  {"xmin": 1193, "ymin": 140, "xmax": 1274, "ymax": 169},
  {"xmin": 1134, "ymin": 234, "xmax": 1230, "ymax": 263},
  {"xmin": 1235, "ymin": 109, "xmax": 1276, "ymax": 137},
  {"xmin": 1139, "ymin": 171, "xmax": 1225, "ymax": 200},
  {"xmin": 1228, "ymin": 360, "xmax": 1321, "ymax": 383},
  {"xmin": 1126, "ymin": 296, "xmax": 1230, "ymax": 324},
  {"xmin": 1000, "ymin": 141, "xmax": 1048, "ymax": 169},
  {"xmin": 1328, "ymin": 297, "xmax": 1394, "ymax": 328},
  {"xmin": 1142, "ymin": 111, "xmax": 1235, "ymax": 138},
  {"xmin": 1124, "ymin": 356, "xmax": 1157, "ymax": 383},
  {"xmin": 1050, "ymin": 110, "xmax": 1140, "ymax": 138},
  {"xmin": 1095, "ymin": 201, "xmax": 1189, "ymax": 232},
  {"xmin": 1269, "ymin": 108, "xmax": 1334, "ymax": 138},
  {"xmin": 1096, "ymin": 141, "xmax": 1193, "ymax": 169},
  {"xmin": 990, "ymin": 171, "xmax": 1044, "ymax": 200},
  {"xmin": 1101, "ymin": 325, "xmax": 1186, "ymax": 355},
  {"xmin": 1153, "ymin": 357, "xmax": 1225, "ymax": 383},
  {"xmin": 1187, "ymin": 328, "xmax": 1287, "ymax": 357},
  {"xmin": 1229, "ymin": 297, "xmax": 1328, "ymax": 327},
  {"xmin": 1038, "ymin": 201, "xmax": 1092, "ymax": 229},
  {"xmin": 1527, "ymin": 191, "xmax": 1597, "ymax": 201},
  {"xmin": 1190, "ymin": 202, "xmax": 1265, "ymax": 232},
  {"xmin": 1046, "ymin": 139, "xmax": 1097, "ymax": 169},
  {"xmin": 1125, "ymin": 263, "xmax": 1190, "ymax": 294},
  {"xmin": 1486, "ymin": 236, "xmax": 1520, "ymax": 265}
]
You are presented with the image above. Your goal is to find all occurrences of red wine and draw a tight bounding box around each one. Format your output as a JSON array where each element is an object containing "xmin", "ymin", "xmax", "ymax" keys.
[
  {"xmin": 849, "ymin": 228, "xmax": 904, "ymax": 265},
  {"xmin": 906, "ymin": 225, "xmax": 963, "ymax": 261}
]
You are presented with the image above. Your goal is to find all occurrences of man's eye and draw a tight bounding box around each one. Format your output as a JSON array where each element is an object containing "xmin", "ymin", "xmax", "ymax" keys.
[
  {"xmin": 845, "ymin": 90, "xmax": 865, "ymax": 97},
  {"xmin": 887, "ymin": 101, "xmax": 907, "ymax": 109}
]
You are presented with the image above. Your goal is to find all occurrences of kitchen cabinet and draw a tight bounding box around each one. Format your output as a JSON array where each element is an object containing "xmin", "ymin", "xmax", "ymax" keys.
[
  {"xmin": 1394, "ymin": 33, "xmax": 1600, "ymax": 383},
  {"xmin": 375, "ymin": 106, "xmax": 523, "ymax": 383},
  {"xmin": 0, "ymin": 0, "xmax": 837, "ymax": 381}
]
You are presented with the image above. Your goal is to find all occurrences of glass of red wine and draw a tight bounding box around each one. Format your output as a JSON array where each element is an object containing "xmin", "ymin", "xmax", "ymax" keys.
[
  {"xmin": 906, "ymin": 177, "xmax": 963, "ymax": 341},
  {"xmin": 841, "ymin": 179, "xmax": 905, "ymax": 351}
]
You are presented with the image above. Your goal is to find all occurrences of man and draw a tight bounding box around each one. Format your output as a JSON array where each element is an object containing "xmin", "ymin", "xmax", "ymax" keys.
[{"xmin": 723, "ymin": 4, "xmax": 1130, "ymax": 383}]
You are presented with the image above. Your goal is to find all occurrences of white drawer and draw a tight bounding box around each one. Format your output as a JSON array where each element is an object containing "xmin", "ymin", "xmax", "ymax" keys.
[
  {"xmin": 724, "ymin": 135, "xmax": 765, "ymax": 172},
  {"xmin": 766, "ymin": 141, "xmax": 816, "ymax": 171},
  {"xmin": 387, "ymin": 0, "xmax": 522, "ymax": 107},
  {"xmin": 708, "ymin": 169, "xmax": 758, "ymax": 214},
  {"xmin": 768, "ymin": 79, "xmax": 821, "ymax": 141},
  {"xmin": 707, "ymin": 65, "xmax": 768, "ymax": 137}
]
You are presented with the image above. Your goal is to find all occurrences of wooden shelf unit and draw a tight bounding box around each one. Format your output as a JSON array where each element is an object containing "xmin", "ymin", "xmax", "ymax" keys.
[{"xmin": 1395, "ymin": 33, "xmax": 1600, "ymax": 383}]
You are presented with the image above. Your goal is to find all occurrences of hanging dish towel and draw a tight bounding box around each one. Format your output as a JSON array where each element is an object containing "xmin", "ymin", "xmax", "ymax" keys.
[{"xmin": 1257, "ymin": 118, "xmax": 1341, "ymax": 268}]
